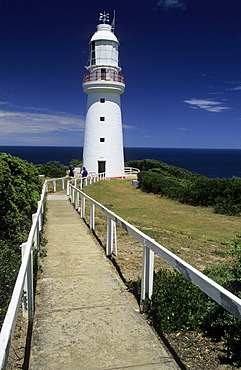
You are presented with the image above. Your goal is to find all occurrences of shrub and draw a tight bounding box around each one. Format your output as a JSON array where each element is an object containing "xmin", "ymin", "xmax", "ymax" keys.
[
  {"xmin": 214, "ymin": 197, "xmax": 241, "ymax": 216},
  {"xmin": 127, "ymin": 159, "xmax": 202, "ymax": 180},
  {"xmin": 199, "ymin": 236, "xmax": 241, "ymax": 365},
  {"xmin": 0, "ymin": 240, "xmax": 21, "ymax": 324},
  {"xmin": 145, "ymin": 235, "xmax": 241, "ymax": 365},
  {"xmin": 0, "ymin": 153, "xmax": 42, "ymax": 327},
  {"xmin": 36, "ymin": 160, "xmax": 67, "ymax": 178},
  {"xmin": 70, "ymin": 159, "xmax": 82, "ymax": 168},
  {"xmin": 148, "ymin": 269, "xmax": 206, "ymax": 333},
  {"xmin": 137, "ymin": 162, "xmax": 241, "ymax": 216}
]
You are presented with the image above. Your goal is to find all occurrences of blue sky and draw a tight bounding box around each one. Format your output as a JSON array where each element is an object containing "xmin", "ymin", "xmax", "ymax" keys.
[{"xmin": 0, "ymin": 0, "xmax": 241, "ymax": 148}]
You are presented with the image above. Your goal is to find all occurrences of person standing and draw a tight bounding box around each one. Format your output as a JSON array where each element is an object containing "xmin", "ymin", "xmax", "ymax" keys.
[
  {"xmin": 82, "ymin": 167, "xmax": 88, "ymax": 178},
  {"xmin": 69, "ymin": 165, "xmax": 74, "ymax": 177}
]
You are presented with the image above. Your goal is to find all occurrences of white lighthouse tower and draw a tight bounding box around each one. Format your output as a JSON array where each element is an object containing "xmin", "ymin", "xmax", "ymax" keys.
[{"xmin": 82, "ymin": 12, "xmax": 125, "ymax": 177}]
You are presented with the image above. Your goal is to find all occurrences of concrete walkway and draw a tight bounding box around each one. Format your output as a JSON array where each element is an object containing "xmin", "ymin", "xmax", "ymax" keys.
[{"xmin": 29, "ymin": 191, "xmax": 179, "ymax": 369}]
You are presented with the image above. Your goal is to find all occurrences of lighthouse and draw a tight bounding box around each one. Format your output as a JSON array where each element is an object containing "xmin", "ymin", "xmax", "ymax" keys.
[{"xmin": 82, "ymin": 12, "xmax": 125, "ymax": 177}]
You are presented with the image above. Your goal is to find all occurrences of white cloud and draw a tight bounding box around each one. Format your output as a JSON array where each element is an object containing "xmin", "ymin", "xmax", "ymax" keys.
[
  {"xmin": 178, "ymin": 127, "xmax": 188, "ymax": 131},
  {"xmin": 207, "ymin": 92, "xmax": 223, "ymax": 95},
  {"xmin": 184, "ymin": 99, "xmax": 231, "ymax": 113},
  {"xmin": 157, "ymin": 0, "xmax": 186, "ymax": 10},
  {"xmin": 0, "ymin": 106, "xmax": 85, "ymax": 145},
  {"xmin": 122, "ymin": 123, "xmax": 138, "ymax": 130},
  {"xmin": 228, "ymin": 86, "xmax": 241, "ymax": 91}
]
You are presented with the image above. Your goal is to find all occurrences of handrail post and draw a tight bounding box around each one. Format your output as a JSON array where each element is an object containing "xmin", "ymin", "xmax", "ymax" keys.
[
  {"xmin": 21, "ymin": 243, "xmax": 34, "ymax": 321},
  {"xmin": 141, "ymin": 244, "xmax": 154, "ymax": 311},
  {"xmin": 32, "ymin": 213, "xmax": 40, "ymax": 251},
  {"xmin": 71, "ymin": 187, "xmax": 75, "ymax": 204},
  {"xmin": 62, "ymin": 178, "xmax": 65, "ymax": 189},
  {"xmin": 67, "ymin": 180, "xmax": 70, "ymax": 197},
  {"xmin": 106, "ymin": 217, "xmax": 114, "ymax": 256},
  {"xmin": 53, "ymin": 180, "xmax": 56, "ymax": 192},
  {"xmin": 81, "ymin": 195, "xmax": 85, "ymax": 218},
  {"xmin": 75, "ymin": 190, "xmax": 79, "ymax": 210},
  {"xmin": 69, "ymin": 183, "xmax": 72, "ymax": 202},
  {"xmin": 38, "ymin": 200, "xmax": 44, "ymax": 231},
  {"xmin": 90, "ymin": 203, "xmax": 95, "ymax": 230},
  {"xmin": 113, "ymin": 222, "xmax": 117, "ymax": 256}
]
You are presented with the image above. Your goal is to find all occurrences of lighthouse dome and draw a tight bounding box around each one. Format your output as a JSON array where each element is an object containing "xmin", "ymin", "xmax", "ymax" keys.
[{"xmin": 90, "ymin": 24, "xmax": 119, "ymax": 44}]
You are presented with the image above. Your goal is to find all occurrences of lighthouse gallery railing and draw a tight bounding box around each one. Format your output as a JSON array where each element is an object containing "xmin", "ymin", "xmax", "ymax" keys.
[{"xmin": 83, "ymin": 70, "xmax": 124, "ymax": 83}]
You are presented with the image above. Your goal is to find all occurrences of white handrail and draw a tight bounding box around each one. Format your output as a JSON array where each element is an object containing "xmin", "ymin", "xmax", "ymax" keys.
[
  {"xmin": 2, "ymin": 174, "xmax": 241, "ymax": 368},
  {"xmin": 0, "ymin": 177, "xmax": 68, "ymax": 370},
  {"xmin": 69, "ymin": 182, "xmax": 241, "ymax": 320},
  {"xmin": 124, "ymin": 167, "xmax": 140, "ymax": 174}
]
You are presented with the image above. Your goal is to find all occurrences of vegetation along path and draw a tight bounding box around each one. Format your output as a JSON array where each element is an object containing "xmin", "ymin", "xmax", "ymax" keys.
[
  {"xmin": 29, "ymin": 191, "xmax": 179, "ymax": 369},
  {"xmin": 83, "ymin": 179, "xmax": 241, "ymax": 369},
  {"xmin": 84, "ymin": 180, "xmax": 241, "ymax": 278}
]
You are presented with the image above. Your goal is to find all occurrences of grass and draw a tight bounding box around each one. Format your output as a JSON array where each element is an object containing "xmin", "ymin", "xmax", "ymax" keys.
[{"xmin": 83, "ymin": 179, "xmax": 241, "ymax": 280}]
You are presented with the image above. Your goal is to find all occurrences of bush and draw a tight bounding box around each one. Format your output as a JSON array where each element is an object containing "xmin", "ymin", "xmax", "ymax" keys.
[
  {"xmin": 36, "ymin": 160, "xmax": 67, "ymax": 178},
  {"xmin": 214, "ymin": 197, "xmax": 241, "ymax": 216},
  {"xmin": 0, "ymin": 240, "xmax": 21, "ymax": 324},
  {"xmin": 127, "ymin": 159, "xmax": 202, "ymax": 180},
  {"xmin": 0, "ymin": 153, "xmax": 42, "ymax": 327},
  {"xmin": 70, "ymin": 159, "xmax": 82, "ymax": 168},
  {"xmin": 137, "ymin": 163, "xmax": 241, "ymax": 216},
  {"xmin": 148, "ymin": 269, "xmax": 206, "ymax": 333},
  {"xmin": 201, "ymin": 237, "xmax": 241, "ymax": 366},
  {"xmin": 145, "ymin": 235, "xmax": 241, "ymax": 366}
]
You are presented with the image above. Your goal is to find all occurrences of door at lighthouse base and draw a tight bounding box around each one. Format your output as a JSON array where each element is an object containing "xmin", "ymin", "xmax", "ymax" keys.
[{"xmin": 98, "ymin": 161, "xmax": 106, "ymax": 174}]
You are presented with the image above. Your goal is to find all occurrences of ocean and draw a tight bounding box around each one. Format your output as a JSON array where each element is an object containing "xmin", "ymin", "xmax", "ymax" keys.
[{"xmin": 1, "ymin": 146, "xmax": 241, "ymax": 179}]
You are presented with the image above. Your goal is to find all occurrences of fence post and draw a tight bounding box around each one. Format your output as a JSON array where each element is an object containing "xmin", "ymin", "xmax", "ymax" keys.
[
  {"xmin": 81, "ymin": 196, "xmax": 85, "ymax": 218},
  {"xmin": 90, "ymin": 203, "xmax": 95, "ymax": 230},
  {"xmin": 140, "ymin": 243, "xmax": 154, "ymax": 311},
  {"xmin": 106, "ymin": 217, "xmax": 114, "ymax": 256},
  {"xmin": 113, "ymin": 222, "xmax": 117, "ymax": 256},
  {"xmin": 32, "ymin": 213, "xmax": 40, "ymax": 251},
  {"xmin": 69, "ymin": 184, "xmax": 72, "ymax": 202},
  {"xmin": 62, "ymin": 178, "xmax": 65, "ymax": 189},
  {"xmin": 21, "ymin": 243, "xmax": 34, "ymax": 321},
  {"xmin": 38, "ymin": 200, "xmax": 44, "ymax": 231},
  {"xmin": 53, "ymin": 180, "xmax": 56, "ymax": 192},
  {"xmin": 75, "ymin": 190, "xmax": 79, "ymax": 210},
  {"xmin": 45, "ymin": 181, "xmax": 48, "ymax": 193},
  {"xmin": 71, "ymin": 186, "xmax": 75, "ymax": 204}
]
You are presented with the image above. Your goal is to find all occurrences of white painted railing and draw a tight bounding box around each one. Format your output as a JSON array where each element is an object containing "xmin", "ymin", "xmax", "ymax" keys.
[
  {"xmin": 124, "ymin": 167, "xmax": 140, "ymax": 174},
  {"xmin": 0, "ymin": 177, "xmax": 69, "ymax": 370},
  {"xmin": 68, "ymin": 182, "xmax": 241, "ymax": 321},
  {"xmin": 0, "ymin": 173, "xmax": 109, "ymax": 369},
  {"xmin": 2, "ymin": 173, "xmax": 241, "ymax": 368}
]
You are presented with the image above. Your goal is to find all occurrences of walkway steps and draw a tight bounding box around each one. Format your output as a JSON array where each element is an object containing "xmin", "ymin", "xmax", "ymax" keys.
[{"xmin": 29, "ymin": 192, "xmax": 179, "ymax": 369}]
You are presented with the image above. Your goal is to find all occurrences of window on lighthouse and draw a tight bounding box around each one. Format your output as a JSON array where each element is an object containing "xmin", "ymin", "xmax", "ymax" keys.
[
  {"xmin": 100, "ymin": 137, "xmax": 105, "ymax": 142},
  {"xmin": 101, "ymin": 69, "xmax": 106, "ymax": 80},
  {"xmin": 90, "ymin": 42, "xmax": 96, "ymax": 66},
  {"xmin": 100, "ymin": 98, "xmax": 105, "ymax": 103},
  {"xmin": 100, "ymin": 116, "xmax": 105, "ymax": 122}
]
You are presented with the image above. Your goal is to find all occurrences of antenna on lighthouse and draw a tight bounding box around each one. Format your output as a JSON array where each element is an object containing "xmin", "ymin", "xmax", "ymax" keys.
[
  {"xmin": 111, "ymin": 10, "xmax": 116, "ymax": 32},
  {"xmin": 99, "ymin": 11, "xmax": 109, "ymax": 24}
]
